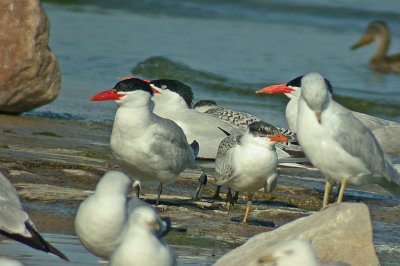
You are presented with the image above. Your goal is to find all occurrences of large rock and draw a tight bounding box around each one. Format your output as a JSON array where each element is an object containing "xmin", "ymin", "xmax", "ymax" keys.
[
  {"xmin": 0, "ymin": 0, "xmax": 60, "ymax": 113},
  {"xmin": 213, "ymin": 203, "xmax": 379, "ymax": 266}
]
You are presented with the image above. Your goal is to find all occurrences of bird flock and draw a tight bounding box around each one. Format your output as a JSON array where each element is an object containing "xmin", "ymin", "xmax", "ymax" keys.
[
  {"xmin": 1, "ymin": 19, "xmax": 400, "ymax": 264},
  {"xmin": 1, "ymin": 71, "xmax": 400, "ymax": 265}
]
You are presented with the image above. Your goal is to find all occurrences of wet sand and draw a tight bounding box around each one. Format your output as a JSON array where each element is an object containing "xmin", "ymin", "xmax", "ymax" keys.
[{"xmin": 0, "ymin": 114, "xmax": 399, "ymax": 265}]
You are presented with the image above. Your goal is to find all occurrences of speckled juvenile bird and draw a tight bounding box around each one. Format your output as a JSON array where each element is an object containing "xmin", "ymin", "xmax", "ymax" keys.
[
  {"xmin": 214, "ymin": 121, "xmax": 287, "ymax": 224},
  {"xmin": 193, "ymin": 99, "xmax": 302, "ymax": 155}
]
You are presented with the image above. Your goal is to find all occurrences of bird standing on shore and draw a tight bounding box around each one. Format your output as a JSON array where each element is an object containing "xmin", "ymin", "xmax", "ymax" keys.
[
  {"xmin": 351, "ymin": 20, "xmax": 400, "ymax": 74},
  {"xmin": 0, "ymin": 172, "xmax": 68, "ymax": 261},
  {"xmin": 214, "ymin": 121, "xmax": 287, "ymax": 224},
  {"xmin": 256, "ymin": 76, "xmax": 400, "ymax": 158},
  {"xmin": 295, "ymin": 73, "xmax": 400, "ymax": 208},
  {"xmin": 90, "ymin": 78, "xmax": 197, "ymax": 204}
]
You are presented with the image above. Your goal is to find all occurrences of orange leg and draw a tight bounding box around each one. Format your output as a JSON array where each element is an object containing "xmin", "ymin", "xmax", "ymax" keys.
[{"xmin": 242, "ymin": 194, "xmax": 254, "ymax": 224}]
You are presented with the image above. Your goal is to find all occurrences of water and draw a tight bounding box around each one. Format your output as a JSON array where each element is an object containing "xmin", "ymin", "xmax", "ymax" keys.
[
  {"xmin": 14, "ymin": 0, "xmax": 400, "ymax": 265},
  {"xmin": 26, "ymin": 0, "xmax": 400, "ymax": 127}
]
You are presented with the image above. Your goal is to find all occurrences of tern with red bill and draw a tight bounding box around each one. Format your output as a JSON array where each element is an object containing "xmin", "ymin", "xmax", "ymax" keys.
[
  {"xmin": 214, "ymin": 121, "xmax": 287, "ymax": 224},
  {"xmin": 90, "ymin": 78, "xmax": 198, "ymax": 205},
  {"xmin": 295, "ymin": 73, "xmax": 400, "ymax": 208},
  {"xmin": 257, "ymin": 75, "xmax": 400, "ymax": 158}
]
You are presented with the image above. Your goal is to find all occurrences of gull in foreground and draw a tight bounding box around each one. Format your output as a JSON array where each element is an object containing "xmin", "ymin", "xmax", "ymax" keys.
[
  {"xmin": 295, "ymin": 73, "xmax": 400, "ymax": 208},
  {"xmin": 75, "ymin": 170, "xmax": 131, "ymax": 260},
  {"xmin": 90, "ymin": 78, "xmax": 198, "ymax": 204},
  {"xmin": 75, "ymin": 170, "xmax": 173, "ymax": 261},
  {"xmin": 256, "ymin": 75, "xmax": 400, "ymax": 158},
  {"xmin": 214, "ymin": 121, "xmax": 287, "ymax": 224},
  {"xmin": 0, "ymin": 172, "xmax": 68, "ymax": 261},
  {"xmin": 110, "ymin": 204, "xmax": 175, "ymax": 266},
  {"xmin": 258, "ymin": 239, "xmax": 347, "ymax": 266}
]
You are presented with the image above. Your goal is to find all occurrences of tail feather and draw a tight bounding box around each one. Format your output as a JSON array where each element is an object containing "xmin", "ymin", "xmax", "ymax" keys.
[{"xmin": 0, "ymin": 222, "xmax": 69, "ymax": 261}]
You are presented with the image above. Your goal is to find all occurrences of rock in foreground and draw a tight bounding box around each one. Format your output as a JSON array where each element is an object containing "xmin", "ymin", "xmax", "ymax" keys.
[
  {"xmin": 0, "ymin": 0, "xmax": 60, "ymax": 113},
  {"xmin": 213, "ymin": 203, "xmax": 379, "ymax": 266}
]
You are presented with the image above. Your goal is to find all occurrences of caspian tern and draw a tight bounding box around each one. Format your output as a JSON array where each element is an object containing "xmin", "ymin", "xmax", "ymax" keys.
[
  {"xmin": 148, "ymin": 79, "xmax": 243, "ymax": 159},
  {"xmin": 90, "ymin": 78, "xmax": 197, "ymax": 204},
  {"xmin": 110, "ymin": 205, "xmax": 175, "ymax": 266},
  {"xmin": 256, "ymin": 75, "xmax": 400, "ymax": 158},
  {"xmin": 295, "ymin": 73, "xmax": 400, "ymax": 208},
  {"xmin": 0, "ymin": 172, "xmax": 68, "ymax": 261},
  {"xmin": 214, "ymin": 121, "xmax": 287, "ymax": 224}
]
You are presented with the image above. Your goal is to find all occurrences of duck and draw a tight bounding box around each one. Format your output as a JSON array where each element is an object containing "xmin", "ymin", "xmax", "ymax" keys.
[{"xmin": 351, "ymin": 20, "xmax": 400, "ymax": 73}]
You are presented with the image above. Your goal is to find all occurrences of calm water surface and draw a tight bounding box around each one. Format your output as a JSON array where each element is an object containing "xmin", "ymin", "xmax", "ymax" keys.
[
  {"xmin": 26, "ymin": 0, "xmax": 400, "ymax": 127},
  {"xmin": 13, "ymin": 1, "xmax": 400, "ymax": 265}
]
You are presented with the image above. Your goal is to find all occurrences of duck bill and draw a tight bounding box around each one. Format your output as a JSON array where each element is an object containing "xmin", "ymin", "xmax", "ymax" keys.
[
  {"xmin": 268, "ymin": 134, "xmax": 287, "ymax": 142},
  {"xmin": 256, "ymin": 83, "xmax": 294, "ymax": 94},
  {"xmin": 90, "ymin": 89, "xmax": 125, "ymax": 101},
  {"xmin": 351, "ymin": 35, "xmax": 373, "ymax": 50}
]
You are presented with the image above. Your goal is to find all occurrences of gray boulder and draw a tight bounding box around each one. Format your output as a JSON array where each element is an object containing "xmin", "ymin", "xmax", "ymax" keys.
[
  {"xmin": 0, "ymin": 0, "xmax": 60, "ymax": 113},
  {"xmin": 213, "ymin": 203, "xmax": 379, "ymax": 266}
]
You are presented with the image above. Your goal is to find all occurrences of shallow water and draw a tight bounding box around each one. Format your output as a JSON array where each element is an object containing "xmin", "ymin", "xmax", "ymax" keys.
[
  {"xmin": 0, "ymin": 234, "xmax": 222, "ymax": 265},
  {"xmin": 26, "ymin": 0, "xmax": 400, "ymax": 126},
  {"xmin": 11, "ymin": 1, "xmax": 400, "ymax": 265}
]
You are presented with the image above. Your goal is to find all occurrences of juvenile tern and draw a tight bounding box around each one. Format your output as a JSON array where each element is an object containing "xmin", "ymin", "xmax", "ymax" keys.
[{"xmin": 214, "ymin": 121, "xmax": 287, "ymax": 223}]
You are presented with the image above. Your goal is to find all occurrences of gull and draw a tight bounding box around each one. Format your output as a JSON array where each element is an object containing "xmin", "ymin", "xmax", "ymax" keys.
[
  {"xmin": 256, "ymin": 75, "xmax": 400, "ymax": 158},
  {"xmin": 257, "ymin": 239, "xmax": 346, "ymax": 266},
  {"xmin": 295, "ymin": 73, "xmax": 400, "ymax": 208},
  {"xmin": 75, "ymin": 170, "xmax": 131, "ymax": 260},
  {"xmin": 110, "ymin": 204, "xmax": 175, "ymax": 266},
  {"xmin": 214, "ymin": 121, "xmax": 287, "ymax": 224},
  {"xmin": 90, "ymin": 78, "xmax": 198, "ymax": 204},
  {"xmin": 0, "ymin": 172, "xmax": 68, "ymax": 261}
]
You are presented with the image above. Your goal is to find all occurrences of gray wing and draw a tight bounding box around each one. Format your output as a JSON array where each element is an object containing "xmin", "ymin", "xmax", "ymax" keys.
[
  {"xmin": 205, "ymin": 107, "xmax": 260, "ymax": 129},
  {"xmin": 214, "ymin": 135, "xmax": 241, "ymax": 184},
  {"xmin": 329, "ymin": 103, "xmax": 400, "ymax": 185},
  {"xmin": 0, "ymin": 172, "xmax": 30, "ymax": 236},
  {"xmin": 151, "ymin": 116, "xmax": 196, "ymax": 170},
  {"xmin": 353, "ymin": 111, "xmax": 400, "ymax": 156}
]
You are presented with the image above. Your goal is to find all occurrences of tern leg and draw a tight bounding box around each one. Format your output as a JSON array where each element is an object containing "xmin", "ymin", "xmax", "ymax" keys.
[
  {"xmin": 156, "ymin": 183, "xmax": 163, "ymax": 206},
  {"xmin": 337, "ymin": 178, "xmax": 348, "ymax": 204},
  {"xmin": 133, "ymin": 181, "xmax": 141, "ymax": 198},
  {"xmin": 212, "ymin": 185, "xmax": 222, "ymax": 200},
  {"xmin": 193, "ymin": 172, "xmax": 207, "ymax": 201},
  {"xmin": 322, "ymin": 181, "xmax": 332, "ymax": 209},
  {"xmin": 233, "ymin": 191, "xmax": 240, "ymax": 203},
  {"xmin": 242, "ymin": 194, "xmax": 254, "ymax": 224},
  {"xmin": 226, "ymin": 188, "xmax": 233, "ymax": 213}
]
